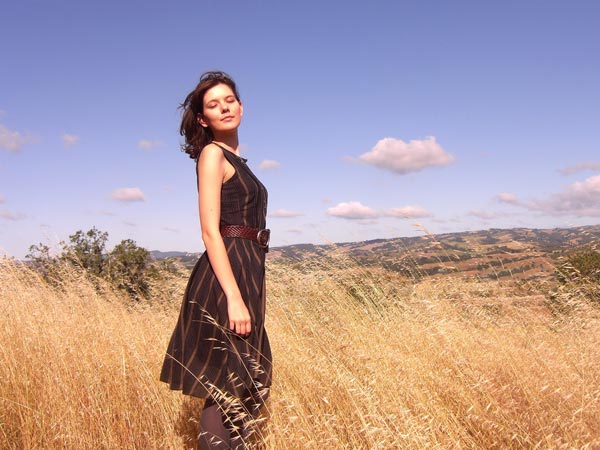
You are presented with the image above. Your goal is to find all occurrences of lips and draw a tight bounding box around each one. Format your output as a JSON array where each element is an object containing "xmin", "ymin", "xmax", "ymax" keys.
[{"xmin": 221, "ymin": 115, "xmax": 235, "ymax": 121}]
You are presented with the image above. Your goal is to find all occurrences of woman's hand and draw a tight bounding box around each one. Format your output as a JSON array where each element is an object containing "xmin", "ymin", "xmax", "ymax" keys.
[{"xmin": 227, "ymin": 296, "xmax": 252, "ymax": 337}]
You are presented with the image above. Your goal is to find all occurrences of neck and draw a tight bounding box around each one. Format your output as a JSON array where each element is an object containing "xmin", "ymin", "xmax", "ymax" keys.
[{"xmin": 212, "ymin": 131, "xmax": 240, "ymax": 155}]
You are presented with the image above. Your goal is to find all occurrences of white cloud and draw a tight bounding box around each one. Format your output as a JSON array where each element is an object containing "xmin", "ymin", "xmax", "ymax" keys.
[
  {"xmin": 384, "ymin": 205, "xmax": 432, "ymax": 219},
  {"xmin": 62, "ymin": 133, "xmax": 80, "ymax": 149},
  {"xmin": 258, "ymin": 159, "xmax": 281, "ymax": 170},
  {"xmin": 286, "ymin": 228, "xmax": 303, "ymax": 234},
  {"xmin": 122, "ymin": 220, "xmax": 137, "ymax": 227},
  {"xmin": 528, "ymin": 174, "xmax": 600, "ymax": 217},
  {"xmin": 495, "ymin": 177, "xmax": 600, "ymax": 217},
  {"xmin": 0, "ymin": 210, "xmax": 25, "ymax": 221},
  {"xmin": 356, "ymin": 136, "xmax": 454, "ymax": 174},
  {"xmin": 0, "ymin": 124, "xmax": 35, "ymax": 152},
  {"xmin": 270, "ymin": 209, "xmax": 303, "ymax": 218},
  {"xmin": 162, "ymin": 226, "xmax": 180, "ymax": 233},
  {"xmin": 138, "ymin": 139, "xmax": 162, "ymax": 150},
  {"xmin": 558, "ymin": 162, "xmax": 600, "ymax": 175},
  {"xmin": 0, "ymin": 194, "xmax": 4, "ymax": 204},
  {"xmin": 327, "ymin": 202, "xmax": 433, "ymax": 221},
  {"xmin": 327, "ymin": 201, "xmax": 378, "ymax": 220},
  {"xmin": 496, "ymin": 192, "xmax": 520, "ymax": 205},
  {"xmin": 111, "ymin": 187, "xmax": 146, "ymax": 202}
]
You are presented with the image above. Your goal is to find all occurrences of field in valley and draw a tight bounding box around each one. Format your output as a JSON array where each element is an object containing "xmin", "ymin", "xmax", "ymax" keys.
[{"xmin": 1, "ymin": 239, "xmax": 600, "ymax": 449}]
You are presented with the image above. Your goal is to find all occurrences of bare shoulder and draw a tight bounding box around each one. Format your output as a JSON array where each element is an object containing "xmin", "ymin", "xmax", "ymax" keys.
[
  {"xmin": 199, "ymin": 143, "xmax": 225, "ymax": 163},
  {"xmin": 197, "ymin": 144, "xmax": 226, "ymax": 176}
]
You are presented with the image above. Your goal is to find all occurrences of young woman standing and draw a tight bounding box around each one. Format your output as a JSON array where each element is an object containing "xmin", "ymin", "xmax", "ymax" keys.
[{"xmin": 160, "ymin": 71, "xmax": 272, "ymax": 449}]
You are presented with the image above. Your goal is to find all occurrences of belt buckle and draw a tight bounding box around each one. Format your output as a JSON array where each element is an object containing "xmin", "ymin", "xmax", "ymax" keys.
[{"xmin": 257, "ymin": 228, "xmax": 270, "ymax": 249}]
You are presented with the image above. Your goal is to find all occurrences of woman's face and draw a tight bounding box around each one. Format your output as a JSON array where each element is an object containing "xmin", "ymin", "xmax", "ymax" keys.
[{"xmin": 198, "ymin": 83, "xmax": 243, "ymax": 133}]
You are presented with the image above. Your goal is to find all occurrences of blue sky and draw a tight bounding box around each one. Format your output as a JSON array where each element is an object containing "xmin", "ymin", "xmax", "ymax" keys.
[{"xmin": 1, "ymin": 0, "xmax": 599, "ymax": 259}]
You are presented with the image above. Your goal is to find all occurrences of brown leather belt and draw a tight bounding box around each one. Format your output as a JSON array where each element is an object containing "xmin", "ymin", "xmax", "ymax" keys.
[{"xmin": 220, "ymin": 225, "xmax": 270, "ymax": 251}]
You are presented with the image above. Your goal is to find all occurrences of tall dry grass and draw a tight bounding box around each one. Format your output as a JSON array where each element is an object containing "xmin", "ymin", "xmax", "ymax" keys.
[{"xmin": 1, "ymin": 255, "xmax": 599, "ymax": 449}]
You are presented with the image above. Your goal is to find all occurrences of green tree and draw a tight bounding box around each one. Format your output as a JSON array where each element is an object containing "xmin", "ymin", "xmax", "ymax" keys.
[
  {"xmin": 105, "ymin": 238, "xmax": 152, "ymax": 300},
  {"xmin": 26, "ymin": 242, "xmax": 59, "ymax": 281},
  {"xmin": 61, "ymin": 227, "xmax": 108, "ymax": 276},
  {"xmin": 26, "ymin": 242, "xmax": 53, "ymax": 266}
]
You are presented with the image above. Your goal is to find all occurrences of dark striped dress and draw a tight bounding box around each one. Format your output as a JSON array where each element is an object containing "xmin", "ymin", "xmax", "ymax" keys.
[{"xmin": 160, "ymin": 144, "xmax": 272, "ymax": 403}]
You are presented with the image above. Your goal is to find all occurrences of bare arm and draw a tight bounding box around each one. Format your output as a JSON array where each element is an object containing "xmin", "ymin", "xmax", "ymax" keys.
[{"xmin": 197, "ymin": 144, "xmax": 251, "ymax": 337}]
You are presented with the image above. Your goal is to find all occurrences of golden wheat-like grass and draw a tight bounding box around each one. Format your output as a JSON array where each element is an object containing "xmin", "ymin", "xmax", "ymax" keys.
[{"xmin": 1, "ymin": 255, "xmax": 599, "ymax": 449}]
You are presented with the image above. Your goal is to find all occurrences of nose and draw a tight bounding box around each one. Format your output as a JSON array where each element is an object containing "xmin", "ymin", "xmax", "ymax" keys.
[{"xmin": 221, "ymin": 102, "xmax": 230, "ymax": 113}]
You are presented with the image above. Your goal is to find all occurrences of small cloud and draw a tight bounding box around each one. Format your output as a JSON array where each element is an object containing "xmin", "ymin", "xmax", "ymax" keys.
[
  {"xmin": 0, "ymin": 124, "xmax": 36, "ymax": 152},
  {"xmin": 258, "ymin": 159, "xmax": 281, "ymax": 170},
  {"xmin": 270, "ymin": 209, "xmax": 303, "ymax": 218},
  {"xmin": 430, "ymin": 216, "xmax": 463, "ymax": 224},
  {"xmin": 558, "ymin": 162, "xmax": 600, "ymax": 175},
  {"xmin": 321, "ymin": 197, "xmax": 333, "ymax": 204},
  {"xmin": 138, "ymin": 139, "xmax": 162, "ymax": 150},
  {"xmin": 468, "ymin": 209, "xmax": 498, "ymax": 220},
  {"xmin": 467, "ymin": 209, "xmax": 515, "ymax": 221},
  {"xmin": 354, "ymin": 136, "xmax": 454, "ymax": 175},
  {"xmin": 496, "ymin": 192, "xmax": 520, "ymax": 205},
  {"xmin": 384, "ymin": 205, "xmax": 433, "ymax": 219},
  {"xmin": 162, "ymin": 226, "xmax": 180, "ymax": 233},
  {"xmin": 111, "ymin": 187, "xmax": 145, "ymax": 202},
  {"xmin": 62, "ymin": 133, "xmax": 80, "ymax": 149},
  {"xmin": 122, "ymin": 220, "xmax": 137, "ymax": 227},
  {"xmin": 286, "ymin": 228, "xmax": 303, "ymax": 234},
  {"xmin": 430, "ymin": 217, "xmax": 449, "ymax": 224},
  {"xmin": 0, "ymin": 210, "xmax": 25, "ymax": 221},
  {"xmin": 0, "ymin": 194, "xmax": 5, "ymax": 204},
  {"xmin": 327, "ymin": 201, "xmax": 378, "ymax": 220}
]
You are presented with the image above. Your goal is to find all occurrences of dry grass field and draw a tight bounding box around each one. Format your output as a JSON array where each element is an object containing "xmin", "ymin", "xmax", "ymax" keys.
[{"xmin": 1, "ymin": 253, "xmax": 599, "ymax": 449}]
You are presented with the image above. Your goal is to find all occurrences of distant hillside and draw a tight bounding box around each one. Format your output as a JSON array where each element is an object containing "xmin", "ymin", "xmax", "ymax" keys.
[
  {"xmin": 267, "ymin": 225, "xmax": 600, "ymax": 281},
  {"xmin": 153, "ymin": 225, "xmax": 600, "ymax": 280},
  {"xmin": 150, "ymin": 250, "xmax": 202, "ymax": 267}
]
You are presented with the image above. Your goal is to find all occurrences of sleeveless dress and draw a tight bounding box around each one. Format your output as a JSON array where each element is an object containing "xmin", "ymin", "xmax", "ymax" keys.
[{"xmin": 160, "ymin": 144, "xmax": 272, "ymax": 402}]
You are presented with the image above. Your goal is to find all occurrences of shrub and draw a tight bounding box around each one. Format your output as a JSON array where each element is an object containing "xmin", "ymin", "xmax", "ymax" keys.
[
  {"xmin": 555, "ymin": 249, "xmax": 600, "ymax": 303},
  {"xmin": 27, "ymin": 228, "xmax": 153, "ymax": 301},
  {"xmin": 105, "ymin": 239, "xmax": 152, "ymax": 300}
]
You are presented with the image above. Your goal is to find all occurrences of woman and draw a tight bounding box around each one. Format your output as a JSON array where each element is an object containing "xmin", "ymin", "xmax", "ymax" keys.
[{"xmin": 160, "ymin": 71, "xmax": 272, "ymax": 449}]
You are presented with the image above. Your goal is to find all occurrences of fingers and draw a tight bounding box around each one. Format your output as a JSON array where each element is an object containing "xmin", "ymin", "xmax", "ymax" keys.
[
  {"xmin": 239, "ymin": 321, "xmax": 251, "ymax": 337},
  {"xmin": 229, "ymin": 318, "xmax": 252, "ymax": 337}
]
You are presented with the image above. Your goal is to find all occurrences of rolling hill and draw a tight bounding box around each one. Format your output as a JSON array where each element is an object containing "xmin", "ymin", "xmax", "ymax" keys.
[{"xmin": 152, "ymin": 225, "xmax": 600, "ymax": 281}]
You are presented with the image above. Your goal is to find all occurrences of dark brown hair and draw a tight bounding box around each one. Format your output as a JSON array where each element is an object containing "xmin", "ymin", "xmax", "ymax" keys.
[{"xmin": 179, "ymin": 71, "xmax": 241, "ymax": 160}]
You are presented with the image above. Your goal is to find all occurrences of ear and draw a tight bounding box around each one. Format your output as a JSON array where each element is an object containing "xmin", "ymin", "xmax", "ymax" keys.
[{"xmin": 197, "ymin": 113, "xmax": 208, "ymax": 128}]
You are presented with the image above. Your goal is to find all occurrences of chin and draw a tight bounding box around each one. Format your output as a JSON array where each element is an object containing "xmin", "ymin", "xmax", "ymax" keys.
[{"xmin": 218, "ymin": 122, "xmax": 241, "ymax": 131}]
